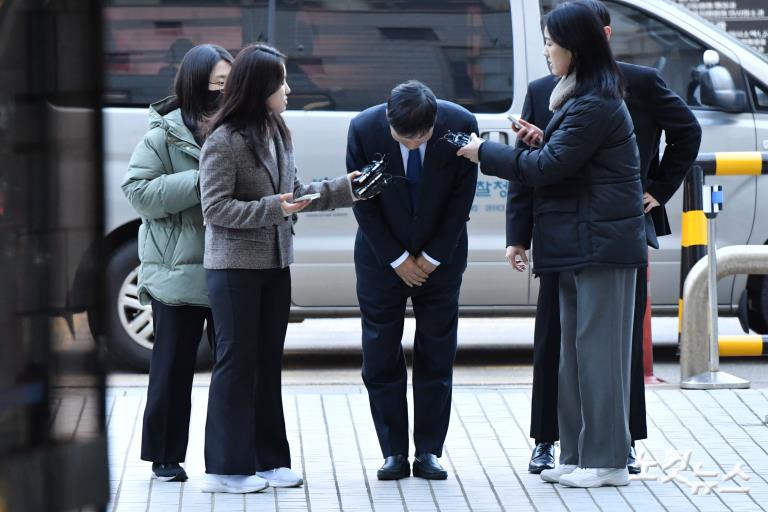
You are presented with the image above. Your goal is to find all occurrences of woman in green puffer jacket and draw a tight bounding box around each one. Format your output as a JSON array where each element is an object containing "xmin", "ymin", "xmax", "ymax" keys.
[{"xmin": 121, "ymin": 43, "xmax": 233, "ymax": 483}]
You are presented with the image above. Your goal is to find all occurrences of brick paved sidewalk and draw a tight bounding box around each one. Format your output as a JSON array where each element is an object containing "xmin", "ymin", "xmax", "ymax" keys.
[{"xmin": 93, "ymin": 385, "xmax": 768, "ymax": 512}]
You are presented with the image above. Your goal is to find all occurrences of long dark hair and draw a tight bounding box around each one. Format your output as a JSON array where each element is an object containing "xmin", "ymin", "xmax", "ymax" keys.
[
  {"xmin": 205, "ymin": 43, "xmax": 292, "ymax": 166},
  {"xmin": 174, "ymin": 44, "xmax": 234, "ymax": 145},
  {"xmin": 546, "ymin": 2, "xmax": 624, "ymax": 99}
]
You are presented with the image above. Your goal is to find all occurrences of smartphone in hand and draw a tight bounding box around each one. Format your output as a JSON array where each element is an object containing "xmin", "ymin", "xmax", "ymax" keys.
[
  {"xmin": 508, "ymin": 114, "xmax": 542, "ymax": 147},
  {"xmin": 290, "ymin": 193, "xmax": 321, "ymax": 203},
  {"xmin": 506, "ymin": 114, "xmax": 524, "ymax": 130}
]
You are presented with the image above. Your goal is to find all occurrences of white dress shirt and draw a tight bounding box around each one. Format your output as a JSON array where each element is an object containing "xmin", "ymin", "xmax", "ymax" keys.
[{"xmin": 390, "ymin": 142, "xmax": 440, "ymax": 269}]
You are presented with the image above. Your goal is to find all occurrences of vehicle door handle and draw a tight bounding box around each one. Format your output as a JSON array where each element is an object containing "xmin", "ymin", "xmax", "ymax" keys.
[{"xmin": 481, "ymin": 130, "xmax": 509, "ymax": 145}]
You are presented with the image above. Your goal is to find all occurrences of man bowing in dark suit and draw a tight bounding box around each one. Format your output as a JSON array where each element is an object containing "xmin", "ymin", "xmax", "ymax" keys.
[
  {"xmin": 503, "ymin": 0, "xmax": 702, "ymax": 475},
  {"xmin": 347, "ymin": 80, "xmax": 478, "ymax": 481}
]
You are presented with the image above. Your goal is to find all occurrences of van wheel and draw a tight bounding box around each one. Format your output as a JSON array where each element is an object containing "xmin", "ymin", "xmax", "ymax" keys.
[
  {"xmin": 746, "ymin": 274, "xmax": 768, "ymax": 334},
  {"xmin": 94, "ymin": 239, "xmax": 213, "ymax": 372}
]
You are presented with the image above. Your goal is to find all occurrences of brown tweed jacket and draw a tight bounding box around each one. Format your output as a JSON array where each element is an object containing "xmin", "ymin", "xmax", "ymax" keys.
[{"xmin": 200, "ymin": 124, "xmax": 353, "ymax": 270}]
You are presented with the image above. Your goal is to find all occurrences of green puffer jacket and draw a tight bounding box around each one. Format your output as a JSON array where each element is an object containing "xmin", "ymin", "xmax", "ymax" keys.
[{"xmin": 121, "ymin": 96, "xmax": 208, "ymax": 307}]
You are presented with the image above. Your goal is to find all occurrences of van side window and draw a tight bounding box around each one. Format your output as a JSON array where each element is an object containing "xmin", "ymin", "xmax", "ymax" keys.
[
  {"xmin": 274, "ymin": 0, "xmax": 513, "ymax": 113},
  {"xmin": 749, "ymin": 75, "xmax": 768, "ymax": 111},
  {"xmin": 540, "ymin": 1, "xmax": 750, "ymax": 112},
  {"xmin": 604, "ymin": 1, "xmax": 749, "ymax": 112},
  {"xmin": 103, "ymin": 2, "xmax": 268, "ymax": 106}
]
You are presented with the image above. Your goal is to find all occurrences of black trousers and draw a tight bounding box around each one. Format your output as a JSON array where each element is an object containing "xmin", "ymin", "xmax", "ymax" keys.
[
  {"xmin": 357, "ymin": 266, "xmax": 462, "ymax": 458},
  {"xmin": 204, "ymin": 267, "xmax": 291, "ymax": 475},
  {"xmin": 141, "ymin": 299, "xmax": 214, "ymax": 463},
  {"xmin": 530, "ymin": 267, "xmax": 648, "ymax": 443}
]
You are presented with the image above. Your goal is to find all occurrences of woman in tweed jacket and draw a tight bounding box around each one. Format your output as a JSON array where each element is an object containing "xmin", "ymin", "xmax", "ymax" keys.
[{"xmin": 198, "ymin": 43, "xmax": 359, "ymax": 494}]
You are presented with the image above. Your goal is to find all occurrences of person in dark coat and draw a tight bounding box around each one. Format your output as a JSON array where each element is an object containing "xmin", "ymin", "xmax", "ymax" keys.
[
  {"xmin": 504, "ymin": 0, "xmax": 702, "ymax": 475},
  {"xmin": 459, "ymin": 2, "xmax": 646, "ymax": 488},
  {"xmin": 347, "ymin": 81, "xmax": 478, "ymax": 481}
]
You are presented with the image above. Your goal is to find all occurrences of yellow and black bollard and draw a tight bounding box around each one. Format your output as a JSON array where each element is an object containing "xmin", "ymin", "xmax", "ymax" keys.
[
  {"xmin": 718, "ymin": 335, "xmax": 768, "ymax": 356},
  {"xmin": 677, "ymin": 152, "xmax": 768, "ymax": 339},
  {"xmin": 678, "ymin": 151, "xmax": 768, "ymax": 357},
  {"xmin": 678, "ymin": 165, "xmax": 707, "ymax": 340},
  {"xmin": 696, "ymin": 151, "xmax": 768, "ymax": 176}
]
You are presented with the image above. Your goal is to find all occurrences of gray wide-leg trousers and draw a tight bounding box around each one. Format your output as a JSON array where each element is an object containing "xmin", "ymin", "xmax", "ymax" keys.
[{"xmin": 557, "ymin": 266, "xmax": 636, "ymax": 469}]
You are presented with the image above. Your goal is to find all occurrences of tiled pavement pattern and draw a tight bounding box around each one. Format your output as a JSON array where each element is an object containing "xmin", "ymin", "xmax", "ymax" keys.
[{"xmin": 90, "ymin": 385, "xmax": 768, "ymax": 512}]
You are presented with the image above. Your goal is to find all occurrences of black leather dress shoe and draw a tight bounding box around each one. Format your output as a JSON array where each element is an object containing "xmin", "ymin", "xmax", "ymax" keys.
[
  {"xmin": 377, "ymin": 455, "xmax": 410, "ymax": 480},
  {"xmin": 627, "ymin": 446, "xmax": 641, "ymax": 474},
  {"xmin": 528, "ymin": 442, "xmax": 555, "ymax": 474},
  {"xmin": 413, "ymin": 453, "xmax": 448, "ymax": 480}
]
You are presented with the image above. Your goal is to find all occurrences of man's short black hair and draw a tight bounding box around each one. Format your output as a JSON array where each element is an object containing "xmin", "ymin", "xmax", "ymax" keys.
[
  {"xmin": 573, "ymin": 0, "xmax": 611, "ymax": 26},
  {"xmin": 386, "ymin": 80, "xmax": 437, "ymax": 138}
]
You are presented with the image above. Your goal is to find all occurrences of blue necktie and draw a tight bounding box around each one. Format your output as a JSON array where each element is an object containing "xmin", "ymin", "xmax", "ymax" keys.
[{"xmin": 406, "ymin": 148, "xmax": 422, "ymax": 210}]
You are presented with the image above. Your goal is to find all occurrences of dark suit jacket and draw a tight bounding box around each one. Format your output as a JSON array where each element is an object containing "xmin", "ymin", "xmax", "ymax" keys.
[
  {"xmin": 506, "ymin": 63, "xmax": 702, "ymax": 250},
  {"xmin": 347, "ymin": 101, "xmax": 478, "ymax": 275}
]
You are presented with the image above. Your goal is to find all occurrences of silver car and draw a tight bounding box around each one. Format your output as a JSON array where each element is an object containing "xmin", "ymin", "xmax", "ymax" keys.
[{"xmin": 87, "ymin": 0, "xmax": 768, "ymax": 370}]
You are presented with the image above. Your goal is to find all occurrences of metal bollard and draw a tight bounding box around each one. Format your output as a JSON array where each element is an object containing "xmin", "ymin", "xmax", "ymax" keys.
[
  {"xmin": 681, "ymin": 185, "xmax": 748, "ymax": 389},
  {"xmin": 719, "ymin": 335, "xmax": 768, "ymax": 356},
  {"xmin": 680, "ymin": 245, "xmax": 768, "ymax": 389},
  {"xmin": 679, "ymin": 245, "xmax": 768, "ymax": 385},
  {"xmin": 695, "ymin": 151, "xmax": 768, "ymax": 176},
  {"xmin": 680, "ymin": 246, "xmax": 768, "ymax": 383},
  {"xmin": 677, "ymin": 153, "xmax": 768, "ymax": 340},
  {"xmin": 677, "ymin": 151, "xmax": 768, "ymax": 384},
  {"xmin": 677, "ymin": 166, "xmax": 707, "ymax": 341}
]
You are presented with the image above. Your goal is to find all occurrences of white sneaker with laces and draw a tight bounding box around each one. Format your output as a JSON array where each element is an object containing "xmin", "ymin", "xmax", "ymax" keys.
[
  {"xmin": 540, "ymin": 464, "xmax": 577, "ymax": 483},
  {"xmin": 256, "ymin": 467, "xmax": 304, "ymax": 488},
  {"xmin": 201, "ymin": 473, "xmax": 269, "ymax": 493},
  {"xmin": 558, "ymin": 467, "xmax": 630, "ymax": 488}
]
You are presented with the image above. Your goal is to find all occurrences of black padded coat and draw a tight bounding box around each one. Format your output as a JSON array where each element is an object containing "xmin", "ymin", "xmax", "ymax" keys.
[{"xmin": 480, "ymin": 93, "xmax": 648, "ymax": 273}]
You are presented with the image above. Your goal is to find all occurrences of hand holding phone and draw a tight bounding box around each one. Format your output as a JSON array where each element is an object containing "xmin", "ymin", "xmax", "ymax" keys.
[
  {"xmin": 506, "ymin": 114, "xmax": 524, "ymax": 131},
  {"xmin": 290, "ymin": 193, "xmax": 321, "ymax": 203},
  {"xmin": 508, "ymin": 114, "xmax": 543, "ymax": 148}
]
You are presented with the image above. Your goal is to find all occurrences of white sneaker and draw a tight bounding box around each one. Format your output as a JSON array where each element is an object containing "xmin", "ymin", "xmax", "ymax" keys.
[
  {"xmin": 256, "ymin": 467, "xmax": 304, "ymax": 488},
  {"xmin": 201, "ymin": 473, "xmax": 269, "ymax": 493},
  {"xmin": 540, "ymin": 464, "xmax": 577, "ymax": 483},
  {"xmin": 559, "ymin": 467, "xmax": 630, "ymax": 488}
]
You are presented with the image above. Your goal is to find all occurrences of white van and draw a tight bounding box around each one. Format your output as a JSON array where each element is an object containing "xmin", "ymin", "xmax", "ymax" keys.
[{"xmin": 91, "ymin": 0, "xmax": 768, "ymax": 370}]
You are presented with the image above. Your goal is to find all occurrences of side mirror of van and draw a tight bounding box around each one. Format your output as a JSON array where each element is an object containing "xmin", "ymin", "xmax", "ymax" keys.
[{"xmin": 697, "ymin": 51, "xmax": 748, "ymax": 112}]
